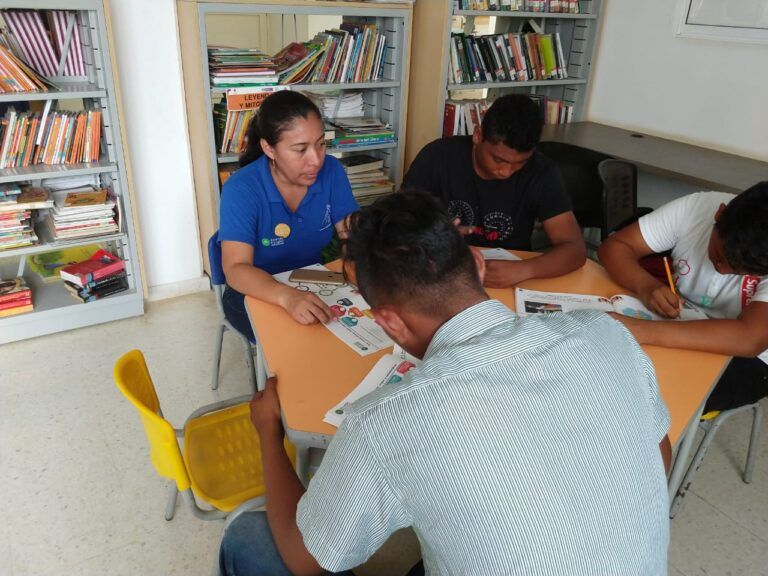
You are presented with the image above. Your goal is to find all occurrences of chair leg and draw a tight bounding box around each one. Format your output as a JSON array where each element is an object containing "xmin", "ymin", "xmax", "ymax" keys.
[
  {"xmin": 242, "ymin": 336, "xmax": 257, "ymax": 391},
  {"xmin": 212, "ymin": 323, "xmax": 225, "ymax": 391},
  {"xmin": 670, "ymin": 419, "xmax": 721, "ymax": 518},
  {"xmin": 165, "ymin": 482, "xmax": 179, "ymax": 521},
  {"xmin": 743, "ymin": 403, "xmax": 763, "ymax": 483}
]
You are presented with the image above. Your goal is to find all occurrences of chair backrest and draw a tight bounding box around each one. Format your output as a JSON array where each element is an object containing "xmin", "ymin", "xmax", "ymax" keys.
[
  {"xmin": 208, "ymin": 231, "xmax": 226, "ymax": 287},
  {"xmin": 114, "ymin": 350, "xmax": 191, "ymax": 491},
  {"xmin": 598, "ymin": 159, "xmax": 638, "ymax": 239},
  {"xmin": 537, "ymin": 141, "xmax": 610, "ymax": 230}
]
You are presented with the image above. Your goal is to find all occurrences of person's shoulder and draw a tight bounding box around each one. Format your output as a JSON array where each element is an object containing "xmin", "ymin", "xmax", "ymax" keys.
[
  {"xmin": 222, "ymin": 157, "xmax": 267, "ymax": 195},
  {"xmin": 421, "ymin": 136, "xmax": 472, "ymax": 157}
]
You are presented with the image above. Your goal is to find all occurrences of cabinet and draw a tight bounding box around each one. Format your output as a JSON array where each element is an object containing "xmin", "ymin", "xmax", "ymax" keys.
[
  {"xmin": 176, "ymin": 0, "xmax": 412, "ymax": 273},
  {"xmin": 405, "ymin": 0, "xmax": 601, "ymax": 168},
  {"xmin": 0, "ymin": 0, "xmax": 144, "ymax": 344}
]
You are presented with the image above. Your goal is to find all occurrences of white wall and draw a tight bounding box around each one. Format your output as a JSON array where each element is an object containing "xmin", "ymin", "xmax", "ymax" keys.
[
  {"xmin": 586, "ymin": 0, "xmax": 768, "ymax": 163},
  {"xmin": 108, "ymin": 0, "xmax": 206, "ymax": 298}
]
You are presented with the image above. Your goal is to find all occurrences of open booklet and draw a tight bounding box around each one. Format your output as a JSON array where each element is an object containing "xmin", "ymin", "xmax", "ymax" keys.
[
  {"xmin": 515, "ymin": 287, "xmax": 709, "ymax": 321},
  {"xmin": 273, "ymin": 264, "xmax": 393, "ymax": 356},
  {"xmin": 481, "ymin": 248, "xmax": 521, "ymax": 261},
  {"xmin": 324, "ymin": 345, "xmax": 421, "ymax": 428}
]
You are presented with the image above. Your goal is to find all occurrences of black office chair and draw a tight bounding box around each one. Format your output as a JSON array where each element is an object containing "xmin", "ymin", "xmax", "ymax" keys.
[{"xmin": 597, "ymin": 158, "xmax": 653, "ymax": 240}]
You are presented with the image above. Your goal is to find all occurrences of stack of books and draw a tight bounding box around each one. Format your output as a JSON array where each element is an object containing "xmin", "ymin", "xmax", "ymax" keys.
[
  {"xmin": 454, "ymin": 0, "xmax": 579, "ymax": 11},
  {"xmin": 0, "ymin": 107, "xmax": 102, "ymax": 168},
  {"xmin": 449, "ymin": 32, "xmax": 568, "ymax": 85},
  {"xmin": 273, "ymin": 42, "xmax": 326, "ymax": 85},
  {"xmin": 214, "ymin": 100, "xmax": 254, "ymax": 155},
  {"xmin": 443, "ymin": 96, "xmax": 572, "ymax": 137},
  {"xmin": 41, "ymin": 187, "xmax": 118, "ymax": 242},
  {"xmin": 26, "ymin": 243, "xmax": 102, "ymax": 284},
  {"xmin": 304, "ymin": 91, "xmax": 365, "ymax": 119},
  {"xmin": 0, "ymin": 45, "xmax": 49, "ymax": 93},
  {"xmin": 0, "ymin": 187, "xmax": 54, "ymax": 250},
  {"xmin": 208, "ymin": 47, "xmax": 278, "ymax": 88},
  {"xmin": 0, "ymin": 277, "xmax": 32, "ymax": 317},
  {"xmin": 328, "ymin": 117, "xmax": 395, "ymax": 149},
  {"xmin": 339, "ymin": 154, "xmax": 394, "ymax": 204},
  {"xmin": 60, "ymin": 249, "xmax": 128, "ymax": 303},
  {"xmin": 1, "ymin": 9, "xmax": 86, "ymax": 77}
]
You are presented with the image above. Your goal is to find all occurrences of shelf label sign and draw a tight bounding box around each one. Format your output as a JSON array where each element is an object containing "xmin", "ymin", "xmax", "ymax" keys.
[{"xmin": 226, "ymin": 86, "xmax": 290, "ymax": 112}]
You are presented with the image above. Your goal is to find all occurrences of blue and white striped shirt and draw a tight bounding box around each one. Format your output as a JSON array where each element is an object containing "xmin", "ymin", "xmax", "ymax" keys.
[{"xmin": 297, "ymin": 300, "xmax": 670, "ymax": 575}]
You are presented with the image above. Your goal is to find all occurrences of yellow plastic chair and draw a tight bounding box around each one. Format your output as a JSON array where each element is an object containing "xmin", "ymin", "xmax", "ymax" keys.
[{"xmin": 114, "ymin": 349, "xmax": 294, "ymax": 521}]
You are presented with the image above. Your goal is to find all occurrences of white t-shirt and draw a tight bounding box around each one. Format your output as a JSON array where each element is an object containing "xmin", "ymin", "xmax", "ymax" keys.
[{"xmin": 639, "ymin": 191, "xmax": 768, "ymax": 363}]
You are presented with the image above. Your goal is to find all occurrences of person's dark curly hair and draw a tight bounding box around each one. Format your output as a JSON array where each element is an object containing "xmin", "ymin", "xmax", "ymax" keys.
[
  {"xmin": 480, "ymin": 94, "xmax": 542, "ymax": 152},
  {"xmin": 342, "ymin": 191, "xmax": 484, "ymax": 313},
  {"xmin": 239, "ymin": 91, "xmax": 322, "ymax": 168},
  {"xmin": 715, "ymin": 181, "xmax": 768, "ymax": 276}
]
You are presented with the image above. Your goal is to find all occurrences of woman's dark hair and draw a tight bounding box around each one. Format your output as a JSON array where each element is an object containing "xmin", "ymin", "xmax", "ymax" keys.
[
  {"xmin": 716, "ymin": 181, "xmax": 768, "ymax": 275},
  {"xmin": 239, "ymin": 91, "xmax": 322, "ymax": 168}
]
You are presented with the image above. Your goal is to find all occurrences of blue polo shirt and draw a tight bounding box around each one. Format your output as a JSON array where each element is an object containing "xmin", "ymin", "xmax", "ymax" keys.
[{"xmin": 219, "ymin": 155, "xmax": 358, "ymax": 275}]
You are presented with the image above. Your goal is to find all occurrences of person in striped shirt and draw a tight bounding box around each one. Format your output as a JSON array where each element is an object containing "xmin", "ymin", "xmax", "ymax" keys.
[{"xmin": 220, "ymin": 191, "xmax": 672, "ymax": 576}]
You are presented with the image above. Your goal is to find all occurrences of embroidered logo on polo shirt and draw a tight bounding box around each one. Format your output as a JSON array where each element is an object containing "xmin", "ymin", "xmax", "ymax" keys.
[
  {"xmin": 319, "ymin": 204, "xmax": 332, "ymax": 232},
  {"xmin": 274, "ymin": 223, "xmax": 291, "ymax": 238},
  {"xmin": 261, "ymin": 237, "xmax": 285, "ymax": 247}
]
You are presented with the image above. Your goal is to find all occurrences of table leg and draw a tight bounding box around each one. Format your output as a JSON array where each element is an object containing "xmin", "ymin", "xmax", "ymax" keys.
[
  {"xmin": 296, "ymin": 446, "xmax": 311, "ymax": 488},
  {"xmin": 667, "ymin": 404, "xmax": 705, "ymax": 513}
]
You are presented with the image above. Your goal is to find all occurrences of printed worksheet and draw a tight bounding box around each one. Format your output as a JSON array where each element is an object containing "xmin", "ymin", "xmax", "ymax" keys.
[
  {"xmin": 515, "ymin": 287, "xmax": 708, "ymax": 321},
  {"xmin": 323, "ymin": 345, "xmax": 421, "ymax": 427},
  {"xmin": 481, "ymin": 248, "xmax": 521, "ymax": 261},
  {"xmin": 274, "ymin": 265, "xmax": 393, "ymax": 356}
]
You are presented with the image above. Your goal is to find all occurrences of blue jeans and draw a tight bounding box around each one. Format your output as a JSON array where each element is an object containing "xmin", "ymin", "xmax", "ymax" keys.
[
  {"xmin": 219, "ymin": 512, "xmax": 355, "ymax": 576},
  {"xmin": 222, "ymin": 287, "xmax": 255, "ymax": 342}
]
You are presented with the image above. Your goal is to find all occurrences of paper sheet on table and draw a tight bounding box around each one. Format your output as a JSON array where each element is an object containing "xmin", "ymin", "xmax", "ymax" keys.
[
  {"xmin": 323, "ymin": 345, "xmax": 421, "ymax": 427},
  {"xmin": 481, "ymin": 248, "xmax": 521, "ymax": 261},
  {"xmin": 515, "ymin": 287, "xmax": 708, "ymax": 321},
  {"xmin": 274, "ymin": 264, "xmax": 393, "ymax": 356}
]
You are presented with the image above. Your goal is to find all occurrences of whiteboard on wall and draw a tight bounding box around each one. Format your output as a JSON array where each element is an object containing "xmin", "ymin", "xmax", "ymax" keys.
[{"xmin": 676, "ymin": 0, "xmax": 768, "ymax": 43}]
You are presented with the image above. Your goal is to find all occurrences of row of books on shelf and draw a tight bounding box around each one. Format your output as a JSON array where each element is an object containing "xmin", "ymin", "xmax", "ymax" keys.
[
  {"xmin": 0, "ymin": 182, "xmax": 118, "ymax": 251},
  {"xmin": 339, "ymin": 154, "xmax": 394, "ymax": 204},
  {"xmin": 449, "ymin": 32, "xmax": 568, "ymax": 84},
  {"xmin": 0, "ymin": 106, "xmax": 102, "ymax": 169},
  {"xmin": 454, "ymin": 0, "xmax": 580, "ymax": 12},
  {"xmin": 208, "ymin": 22, "xmax": 389, "ymax": 88},
  {"xmin": 0, "ymin": 9, "xmax": 86, "ymax": 80},
  {"xmin": 0, "ymin": 45, "xmax": 50, "ymax": 93},
  {"xmin": 443, "ymin": 95, "xmax": 572, "ymax": 137}
]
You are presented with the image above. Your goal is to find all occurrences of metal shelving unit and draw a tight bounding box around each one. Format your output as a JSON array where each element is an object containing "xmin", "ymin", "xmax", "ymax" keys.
[
  {"xmin": 197, "ymin": 2, "xmax": 412, "ymax": 219},
  {"xmin": 0, "ymin": 0, "xmax": 144, "ymax": 344}
]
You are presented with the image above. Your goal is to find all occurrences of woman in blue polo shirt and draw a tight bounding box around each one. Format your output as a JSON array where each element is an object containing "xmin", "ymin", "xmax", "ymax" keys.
[{"xmin": 219, "ymin": 91, "xmax": 358, "ymax": 338}]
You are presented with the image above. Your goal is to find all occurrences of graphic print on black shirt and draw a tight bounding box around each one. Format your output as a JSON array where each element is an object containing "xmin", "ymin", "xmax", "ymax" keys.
[{"xmin": 403, "ymin": 136, "xmax": 572, "ymax": 250}]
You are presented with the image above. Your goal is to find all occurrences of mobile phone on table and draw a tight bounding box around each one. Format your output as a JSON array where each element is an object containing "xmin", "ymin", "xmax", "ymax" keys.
[{"xmin": 288, "ymin": 268, "xmax": 345, "ymax": 285}]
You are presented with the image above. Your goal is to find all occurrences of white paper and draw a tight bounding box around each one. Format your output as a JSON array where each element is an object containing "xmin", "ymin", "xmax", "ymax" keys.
[
  {"xmin": 323, "ymin": 345, "xmax": 420, "ymax": 427},
  {"xmin": 481, "ymin": 248, "xmax": 521, "ymax": 261},
  {"xmin": 515, "ymin": 288, "xmax": 708, "ymax": 321},
  {"xmin": 274, "ymin": 265, "xmax": 393, "ymax": 356}
]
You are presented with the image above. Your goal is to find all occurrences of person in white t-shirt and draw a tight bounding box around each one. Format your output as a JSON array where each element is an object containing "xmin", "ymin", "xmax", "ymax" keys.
[{"xmin": 598, "ymin": 182, "xmax": 768, "ymax": 411}]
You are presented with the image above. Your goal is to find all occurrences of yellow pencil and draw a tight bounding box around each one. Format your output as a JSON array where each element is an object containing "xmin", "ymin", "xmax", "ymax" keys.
[{"xmin": 663, "ymin": 256, "xmax": 677, "ymax": 295}]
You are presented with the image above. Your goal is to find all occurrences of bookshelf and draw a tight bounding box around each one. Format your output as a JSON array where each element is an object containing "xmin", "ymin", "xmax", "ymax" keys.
[
  {"xmin": 177, "ymin": 0, "xmax": 412, "ymax": 274},
  {"xmin": 405, "ymin": 0, "xmax": 602, "ymax": 168},
  {"xmin": 0, "ymin": 0, "xmax": 144, "ymax": 344}
]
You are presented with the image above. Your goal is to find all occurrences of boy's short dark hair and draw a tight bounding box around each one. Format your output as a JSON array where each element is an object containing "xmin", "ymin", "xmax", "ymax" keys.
[
  {"xmin": 480, "ymin": 94, "xmax": 542, "ymax": 152},
  {"xmin": 716, "ymin": 181, "xmax": 768, "ymax": 276},
  {"xmin": 343, "ymin": 191, "xmax": 483, "ymax": 313}
]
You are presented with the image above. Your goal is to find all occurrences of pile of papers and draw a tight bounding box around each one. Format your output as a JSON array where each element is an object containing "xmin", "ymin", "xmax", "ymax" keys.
[
  {"xmin": 338, "ymin": 154, "xmax": 393, "ymax": 204},
  {"xmin": 304, "ymin": 90, "xmax": 364, "ymax": 119},
  {"xmin": 208, "ymin": 47, "xmax": 278, "ymax": 88},
  {"xmin": 0, "ymin": 186, "xmax": 53, "ymax": 250},
  {"xmin": 327, "ymin": 117, "xmax": 395, "ymax": 149},
  {"xmin": 41, "ymin": 187, "xmax": 118, "ymax": 241}
]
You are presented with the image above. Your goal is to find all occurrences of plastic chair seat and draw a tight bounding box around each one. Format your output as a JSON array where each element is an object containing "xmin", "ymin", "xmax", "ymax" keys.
[{"xmin": 184, "ymin": 403, "xmax": 264, "ymax": 512}]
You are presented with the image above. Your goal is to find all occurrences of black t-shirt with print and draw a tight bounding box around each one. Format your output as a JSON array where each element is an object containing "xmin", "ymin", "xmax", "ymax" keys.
[{"xmin": 402, "ymin": 136, "xmax": 571, "ymax": 249}]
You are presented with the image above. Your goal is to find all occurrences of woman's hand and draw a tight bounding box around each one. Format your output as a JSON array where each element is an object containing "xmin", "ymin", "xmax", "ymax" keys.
[{"xmin": 278, "ymin": 287, "xmax": 333, "ymax": 325}]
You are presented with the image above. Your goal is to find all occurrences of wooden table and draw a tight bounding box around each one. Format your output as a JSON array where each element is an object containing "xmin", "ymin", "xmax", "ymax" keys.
[
  {"xmin": 541, "ymin": 121, "xmax": 768, "ymax": 194},
  {"xmin": 246, "ymin": 255, "xmax": 730, "ymax": 505}
]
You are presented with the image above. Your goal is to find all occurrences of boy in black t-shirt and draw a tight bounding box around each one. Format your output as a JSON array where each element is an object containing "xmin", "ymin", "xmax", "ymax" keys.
[{"xmin": 403, "ymin": 95, "xmax": 586, "ymax": 288}]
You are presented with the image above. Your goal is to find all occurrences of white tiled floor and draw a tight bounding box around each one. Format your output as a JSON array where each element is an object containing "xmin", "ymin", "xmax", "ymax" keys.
[{"xmin": 0, "ymin": 291, "xmax": 766, "ymax": 575}]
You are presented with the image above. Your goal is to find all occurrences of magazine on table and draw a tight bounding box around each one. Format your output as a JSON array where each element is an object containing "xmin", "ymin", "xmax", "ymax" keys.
[
  {"xmin": 274, "ymin": 264, "xmax": 393, "ymax": 356},
  {"xmin": 515, "ymin": 287, "xmax": 708, "ymax": 321},
  {"xmin": 323, "ymin": 345, "xmax": 420, "ymax": 428}
]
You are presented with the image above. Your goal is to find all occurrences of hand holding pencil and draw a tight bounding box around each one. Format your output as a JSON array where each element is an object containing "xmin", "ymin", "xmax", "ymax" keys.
[{"xmin": 638, "ymin": 256, "xmax": 684, "ymax": 318}]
